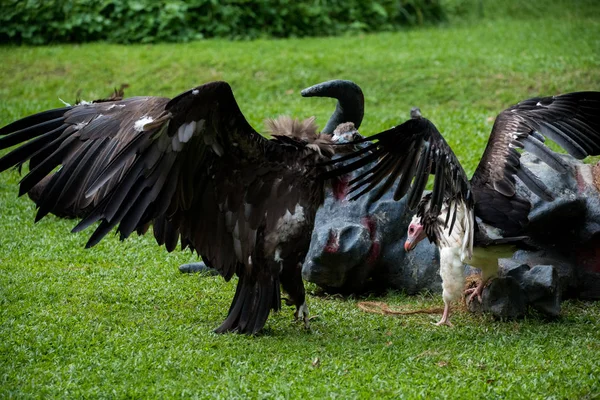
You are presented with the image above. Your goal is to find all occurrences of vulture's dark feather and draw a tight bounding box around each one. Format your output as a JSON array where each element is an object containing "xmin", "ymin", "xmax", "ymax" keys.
[
  {"xmin": 428, "ymin": 152, "xmax": 447, "ymax": 214},
  {"xmin": 447, "ymin": 197, "xmax": 459, "ymax": 233},
  {"xmin": 319, "ymin": 141, "xmax": 379, "ymax": 167},
  {"xmin": 0, "ymin": 125, "xmax": 65, "ymax": 175},
  {"xmin": 369, "ymin": 158, "xmax": 404, "ymax": 202},
  {"xmin": 347, "ymin": 153, "xmax": 396, "ymax": 197},
  {"xmin": 84, "ymin": 131, "xmax": 149, "ymax": 198},
  {"xmin": 517, "ymin": 136, "xmax": 569, "ymax": 172},
  {"xmin": 516, "ymin": 165, "xmax": 554, "ymax": 202},
  {"xmin": 472, "ymin": 91, "xmax": 600, "ymax": 232},
  {"xmin": 34, "ymin": 165, "xmax": 80, "ymax": 222},
  {"xmin": 323, "ymin": 114, "xmax": 473, "ymax": 241},
  {"xmin": 17, "ymin": 131, "xmax": 81, "ymax": 196},
  {"xmin": 406, "ymin": 142, "xmax": 432, "ymax": 209},
  {"xmin": 163, "ymin": 221, "xmax": 180, "ymax": 253},
  {"xmin": 0, "ymin": 110, "xmax": 69, "ymax": 140},
  {"xmin": 0, "ymin": 80, "xmax": 365, "ymax": 335},
  {"xmin": 538, "ymin": 121, "xmax": 587, "ymax": 158},
  {"xmin": 320, "ymin": 147, "xmax": 383, "ymax": 180},
  {"xmin": 54, "ymin": 139, "xmax": 106, "ymax": 209},
  {"xmin": 393, "ymin": 139, "xmax": 423, "ymax": 202},
  {"xmin": 554, "ymin": 120, "xmax": 598, "ymax": 152},
  {"xmin": 34, "ymin": 140, "xmax": 96, "ymax": 220}
]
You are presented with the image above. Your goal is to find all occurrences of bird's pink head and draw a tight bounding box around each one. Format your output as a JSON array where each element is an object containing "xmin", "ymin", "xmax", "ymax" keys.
[{"xmin": 404, "ymin": 215, "xmax": 426, "ymax": 252}]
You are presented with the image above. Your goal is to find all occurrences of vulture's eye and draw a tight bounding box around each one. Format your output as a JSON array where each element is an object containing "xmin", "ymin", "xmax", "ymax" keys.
[{"xmin": 409, "ymin": 227, "xmax": 414, "ymax": 234}]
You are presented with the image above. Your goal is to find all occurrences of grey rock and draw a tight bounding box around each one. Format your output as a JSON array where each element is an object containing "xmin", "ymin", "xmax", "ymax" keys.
[
  {"xmin": 511, "ymin": 249, "xmax": 579, "ymax": 298},
  {"xmin": 522, "ymin": 265, "xmax": 561, "ymax": 316},
  {"xmin": 575, "ymin": 234, "xmax": 600, "ymax": 300},
  {"xmin": 480, "ymin": 277, "xmax": 527, "ymax": 319},
  {"xmin": 179, "ymin": 262, "xmax": 219, "ymax": 276},
  {"xmin": 473, "ymin": 261, "xmax": 560, "ymax": 317},
  {"xmin": 498, "ymin": 258, "xmax": 530, "ymax": 282}
]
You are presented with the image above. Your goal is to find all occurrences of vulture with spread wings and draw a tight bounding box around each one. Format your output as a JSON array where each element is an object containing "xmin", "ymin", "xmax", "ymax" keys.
[
  {"xmin": 0, "ymin": 80, "xmax": 365, "ymax": 334},
  {"xmin": 323, "ymin": 92, "xmax": 600, "ymax": 325}
]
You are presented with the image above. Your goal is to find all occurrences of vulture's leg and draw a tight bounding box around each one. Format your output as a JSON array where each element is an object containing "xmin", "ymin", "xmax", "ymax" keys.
[
  {"xmin": 280, "ymin": 260, "xmax": 310, "ymax": 329},
  {"xmin": 295, "ymin": 302, "xmax": 310, "ymax": 329},
  {"xmin": 435, "ymin": 302, "xmax": 453, "ymax": 327},
  {"xmin": 436, "ymin": 247, "xmax": 464, "ymax": 327}
]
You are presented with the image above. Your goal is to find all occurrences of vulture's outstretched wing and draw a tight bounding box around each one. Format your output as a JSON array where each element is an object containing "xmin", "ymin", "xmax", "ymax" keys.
[
  {"xmin": 0, "ymin": 81, "xmax": 332, "ymax": 333},
  {"xmin": 470, "ymin": 92, "xmax": 600, "ymax": 234},
  {"xmin": 322, "ymin": 115, "xmax": 472, "ymax": 234}
]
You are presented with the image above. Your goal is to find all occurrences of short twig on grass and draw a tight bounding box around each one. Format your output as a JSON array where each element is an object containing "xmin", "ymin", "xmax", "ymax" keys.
[{"xmin": 357, "ymin": 301, "xmax": 444, "ymax": 316}]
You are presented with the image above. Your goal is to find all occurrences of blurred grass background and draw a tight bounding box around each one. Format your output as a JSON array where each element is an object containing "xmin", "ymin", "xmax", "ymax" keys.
[{"xmin": 0, "ymin": 0, "xmax": 599, "ymax": 398}]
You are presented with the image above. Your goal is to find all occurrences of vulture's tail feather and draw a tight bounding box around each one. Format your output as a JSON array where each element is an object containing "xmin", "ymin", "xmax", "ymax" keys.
[{"xmin": 214, "ymin": 272, "xmax": 281, "ymax": 335}]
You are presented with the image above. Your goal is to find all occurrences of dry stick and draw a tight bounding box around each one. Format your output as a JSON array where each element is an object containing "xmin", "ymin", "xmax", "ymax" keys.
[
  {"xmin": 358, "ymin": 277, "xmax": 482, "ymax": 316},
  {"xmin": 357, "ymin": 301, "xmax": 444, "ymax": 316}
]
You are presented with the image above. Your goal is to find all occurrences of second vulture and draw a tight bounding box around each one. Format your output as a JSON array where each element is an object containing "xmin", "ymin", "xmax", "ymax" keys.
[
  {"xmin": 324, "ymin": 92, "xmax": 600, "ymax": 325},
  {"xmin": 0, "ymin": 80, "xmax": 364, "ymax": 334}
]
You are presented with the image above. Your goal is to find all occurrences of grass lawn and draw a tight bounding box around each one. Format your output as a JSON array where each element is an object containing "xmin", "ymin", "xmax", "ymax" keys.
[{"xmin": 1, "ymin": 3, "xmax": 600, "ymax": 399}]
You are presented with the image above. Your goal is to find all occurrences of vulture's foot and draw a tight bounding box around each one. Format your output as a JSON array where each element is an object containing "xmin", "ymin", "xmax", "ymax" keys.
[
  {"xmin": 435, "ymin": 303, "xmax": 453, "ymax": 327},
  {"xmin": 282, "ymin": 297, "xmax": 294, "ymax": 306},
  {"xmin": 294, "ymin": 302, "xmax": 310, "ymax": 330},
  {"xmin": 465, "ymin": 281, "xmax": 485, "ymax": 304}
]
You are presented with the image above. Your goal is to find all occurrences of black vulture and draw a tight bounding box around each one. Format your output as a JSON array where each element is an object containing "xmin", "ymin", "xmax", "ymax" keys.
[{"xmin": 0, "ymin": 80, "xmax": 364, "ymax": 334}]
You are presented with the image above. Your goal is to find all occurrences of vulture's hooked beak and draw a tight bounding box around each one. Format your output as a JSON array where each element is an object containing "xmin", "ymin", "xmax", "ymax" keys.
[{"xmin": 405, "ymin": 221, "xmax": 426, "ymax": 252}]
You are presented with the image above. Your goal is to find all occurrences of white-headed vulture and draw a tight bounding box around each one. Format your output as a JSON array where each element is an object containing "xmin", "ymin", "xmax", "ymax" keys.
[
  {"xmin": 0, "ymin": 80, "xmax": 364, "ymax": 334},
  {"xmin": 323, "ymin": 92, "xmax": 600, "ymax": 325}
]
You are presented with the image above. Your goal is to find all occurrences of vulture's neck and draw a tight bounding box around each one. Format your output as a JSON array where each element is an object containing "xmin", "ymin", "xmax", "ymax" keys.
[{"xmin": 266, "ymin": 116, "xmax": 335, "ymax": 158}]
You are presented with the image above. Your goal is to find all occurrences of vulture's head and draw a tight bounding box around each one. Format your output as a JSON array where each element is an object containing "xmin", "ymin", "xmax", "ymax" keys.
[
  {"xmin": 410, "ymin": 107, "xmax": 422, "ymax": 119},
  {"xmin": 331, "ymin": 122, "xmax": 360, "ymax": 143},
  {"xmin": 404, "ymin": 214, "xmax": 427, "ymax": 252}
]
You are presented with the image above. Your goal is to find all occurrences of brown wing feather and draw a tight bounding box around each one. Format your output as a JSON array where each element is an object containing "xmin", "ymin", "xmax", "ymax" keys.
[
  {"xmin": 1, "ymin": 81, "xmax": 334, "ymax": 334},
  {"xmin": 471, "ymin": 91, "xmax": 600, "ymax": 234},
  {"xmin": 0, "ymin": 96, "xmax": 170, "ymax": 218}
]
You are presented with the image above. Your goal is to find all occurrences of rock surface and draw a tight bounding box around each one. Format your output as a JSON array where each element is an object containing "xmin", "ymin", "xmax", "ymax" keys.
[
  {"xmin": 468, "ymin": 276, "xmax": 527, "ymax": 319},
  {"xmin": 469, "ymin": 262, "xmax": 561, "ymax": 318},
  {"xmin": 179, "ymin": 262, "xmax": 219, "ymax": 276},
  {"xmin": 522, "ymin": 265, "xmax": 560, "ymax": 316}
]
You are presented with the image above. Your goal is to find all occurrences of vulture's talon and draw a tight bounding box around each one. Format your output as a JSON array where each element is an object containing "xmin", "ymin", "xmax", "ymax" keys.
[
  {"xmin": 435, "ymin": 303, "xmax": 453, "ymax": 327},
  {"xmin": 283, "ymin": 297, "xmax": 294, "ymax": 306},
  {"xmin": 294, "ymin": 302, "xmax": 310, "ymax": 329},
  {"xmin": 304, "ymin": 315, "xmax": 311, "ymax": 330},
  {"xmin": 465, "ymin": 283, "xmax": 484, "ymax": 304}
]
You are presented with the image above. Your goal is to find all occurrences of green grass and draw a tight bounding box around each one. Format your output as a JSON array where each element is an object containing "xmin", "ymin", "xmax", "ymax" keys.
[{"xmin": 1, "ymin": 6, "xmax": 600, "ymax": 399}]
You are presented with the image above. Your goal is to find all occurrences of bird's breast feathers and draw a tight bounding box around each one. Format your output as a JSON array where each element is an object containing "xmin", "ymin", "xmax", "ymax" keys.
[{"xmin": 433, "ymin": 200, "xmax": 474, "ymax": 261}]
